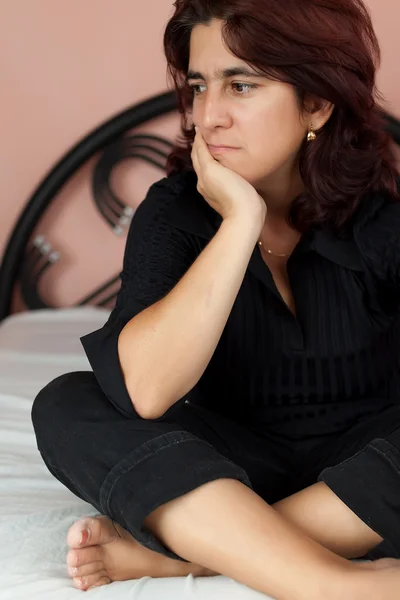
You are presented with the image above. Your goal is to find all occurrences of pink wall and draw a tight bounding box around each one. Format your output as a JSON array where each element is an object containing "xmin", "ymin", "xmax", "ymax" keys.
[{"xmin": 1, "ymin": 0, "xmax": 399, "ymax": 309}]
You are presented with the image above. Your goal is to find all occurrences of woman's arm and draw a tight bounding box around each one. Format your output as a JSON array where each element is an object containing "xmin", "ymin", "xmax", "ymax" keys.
[{"xmin": 118, "ymin": 210, "xmax": 263, "ymax": 419}]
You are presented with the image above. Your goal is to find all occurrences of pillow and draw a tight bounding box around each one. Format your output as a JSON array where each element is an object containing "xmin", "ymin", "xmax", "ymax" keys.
[{"xmin": 0, "ymin": 307, "xmax": 111, "ymax": 356}]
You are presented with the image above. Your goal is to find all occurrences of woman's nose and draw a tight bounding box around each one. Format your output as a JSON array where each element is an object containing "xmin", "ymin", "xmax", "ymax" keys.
[{"xmin": 200, "ymin": 95, "xmax": 231, "ymax": 130}]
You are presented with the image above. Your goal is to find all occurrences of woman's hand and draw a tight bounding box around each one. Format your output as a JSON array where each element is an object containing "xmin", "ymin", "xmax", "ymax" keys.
[{"xmin": 191, "ymin": 127, "xmax": 266, "ymax": 223}]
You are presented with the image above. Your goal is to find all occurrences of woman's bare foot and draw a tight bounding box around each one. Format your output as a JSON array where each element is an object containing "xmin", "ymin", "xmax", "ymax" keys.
[
  {"xmin": 66, "ymin": 515, "xmax": 217, "ymax": 591},
  {"xmin": 342, "ymin": 560, "xmax": 400, "ymax": 600},
  {"xmin": 356, "ymin": 558, "xmax": 400, "ymax": 570}
]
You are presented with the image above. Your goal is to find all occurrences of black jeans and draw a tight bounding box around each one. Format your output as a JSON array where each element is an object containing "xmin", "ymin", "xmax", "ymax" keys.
[{"xmin": 31, "ymin": 371, "xmax": 400, "ymax": 563}]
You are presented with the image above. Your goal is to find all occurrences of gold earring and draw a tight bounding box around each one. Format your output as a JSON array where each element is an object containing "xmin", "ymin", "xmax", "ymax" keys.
[{"xmin": 307, "ymin": 124, "xmax": 317, "ymax": 142}]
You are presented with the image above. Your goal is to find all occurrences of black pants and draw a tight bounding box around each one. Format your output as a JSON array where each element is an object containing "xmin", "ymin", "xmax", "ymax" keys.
[{"xmin": 31, "ymin": 371, "xmax": 400, "ymax": 563}]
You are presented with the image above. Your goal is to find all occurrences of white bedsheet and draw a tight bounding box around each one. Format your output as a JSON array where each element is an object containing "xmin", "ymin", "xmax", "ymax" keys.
[{"xmin": 0, "ymin": 308, "xmax": 268, "ymax": 600}]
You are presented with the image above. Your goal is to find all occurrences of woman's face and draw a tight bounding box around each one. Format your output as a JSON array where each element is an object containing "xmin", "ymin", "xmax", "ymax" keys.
[{"xmin": 188, "ymin": 19, "xmax": 312, "ymax": 191}]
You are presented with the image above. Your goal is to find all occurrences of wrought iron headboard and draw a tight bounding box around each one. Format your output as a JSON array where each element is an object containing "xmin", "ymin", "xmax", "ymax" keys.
[
  {"xmin": 0, "ymin": 91, "xmax": 178, "ymax": 321},
  {"xmin": 0, "ymin": 96, "xmax": 399, "ymax": 322}
]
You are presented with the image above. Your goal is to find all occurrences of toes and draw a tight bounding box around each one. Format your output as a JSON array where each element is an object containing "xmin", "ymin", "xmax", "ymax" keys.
[
  {"xmin": 68, "ymin": 560, "xmax": 105, "ymax": 578},
  {"xmin": 67, "ymin": 546, "xmax": 104, "ymax": 569},
  {"xmin": 357, "ymin": 558, "xmax": 400, "ymax": 570},
  {"xmin": 72, "ymin": 571, "xmax": 110, "ymax": 591},
  {"xmin": 67, "ymin": 516, "xmax": 119, "ymax": 549},
  {"xmin": 87, "ymin": 576, "xmax": 112, "ymax": 591},
  {"xmin": 67, "ymin": 517, "xmax": 97, "ymax": 548},
  {"xmin": 370, "ymin": 558, "xmax": 400, "ymax": 570}
]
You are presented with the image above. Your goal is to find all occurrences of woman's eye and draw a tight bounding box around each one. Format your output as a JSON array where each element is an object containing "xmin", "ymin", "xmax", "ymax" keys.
[
  {"xmin": 189, "ymin": 82, "xmax": 256, "ymax": 96},
  {"xmin": 190, "ymin": 84, "xmax": 206, "ymax": 95},
  {"xmin": 231, "ymin": 82, "xmax": 255, "ymax": 94}
]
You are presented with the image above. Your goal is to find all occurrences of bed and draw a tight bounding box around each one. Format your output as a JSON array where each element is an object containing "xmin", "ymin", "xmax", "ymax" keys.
[{"xmin": 0, "ymin": 91, "xmax": 399, "ymax": 600}]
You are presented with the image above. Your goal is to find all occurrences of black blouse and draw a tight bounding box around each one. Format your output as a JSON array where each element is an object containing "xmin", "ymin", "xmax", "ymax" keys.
[{"xmin": 81, "ymin": 169, "xmax": 400, "ymax": 439}]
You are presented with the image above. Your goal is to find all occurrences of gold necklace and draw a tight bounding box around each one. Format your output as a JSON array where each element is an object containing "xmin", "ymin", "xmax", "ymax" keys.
[{"xmin": 258, "ymin": 240, "xmax": 290, "ymax": 258}]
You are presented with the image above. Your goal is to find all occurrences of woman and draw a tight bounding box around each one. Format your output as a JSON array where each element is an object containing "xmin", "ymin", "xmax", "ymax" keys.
[{"xmin": 32, "ymin": 0, "xmax": 400, "ymax": 598}]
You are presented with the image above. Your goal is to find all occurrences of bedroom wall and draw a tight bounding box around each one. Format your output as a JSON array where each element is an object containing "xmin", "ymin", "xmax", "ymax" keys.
[
  {"xmin": 1, "ymin": 0, "xmax": 180, "ymax": 309},
  {"xmin": 1, "ymin": 0, "xmax": 400, "ymax": 310}
]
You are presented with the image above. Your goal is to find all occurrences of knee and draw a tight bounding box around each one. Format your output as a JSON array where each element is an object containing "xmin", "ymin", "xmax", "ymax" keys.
[{"xmin": 31, "ymin": 371, "xmax": 95, "ymax": 442}]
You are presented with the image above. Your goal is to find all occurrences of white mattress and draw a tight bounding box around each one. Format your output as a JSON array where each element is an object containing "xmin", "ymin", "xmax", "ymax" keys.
[{"xmin": 0, "ymin": 308, "xmax": 269, "ymax": 600}]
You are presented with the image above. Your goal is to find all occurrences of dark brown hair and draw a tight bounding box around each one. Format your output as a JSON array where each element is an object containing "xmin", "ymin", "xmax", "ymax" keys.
[{"xmin": 163, "ymin": 0, "xmax": 400, "ymax": 233}]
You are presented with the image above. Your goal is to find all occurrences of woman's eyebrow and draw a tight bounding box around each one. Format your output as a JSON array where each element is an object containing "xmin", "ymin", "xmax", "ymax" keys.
[{"xmin": 186, "ymin": 67, "xmax": 263, "ymax": 83}]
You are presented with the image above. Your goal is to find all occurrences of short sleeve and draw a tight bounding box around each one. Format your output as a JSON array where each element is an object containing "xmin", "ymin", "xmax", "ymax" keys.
[
  {"xmin": 353, "ymin": 191, "xmax": 400, "ymax": 303},
  {"xmin": 80, "ymin": 175, "xmax": 198, "ymax": 417}
]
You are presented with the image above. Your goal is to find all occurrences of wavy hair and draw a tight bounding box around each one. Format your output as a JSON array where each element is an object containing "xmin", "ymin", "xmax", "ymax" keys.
[{"xmin": 163, "ymin": 0, "xmax": 400, "ymax": 233}]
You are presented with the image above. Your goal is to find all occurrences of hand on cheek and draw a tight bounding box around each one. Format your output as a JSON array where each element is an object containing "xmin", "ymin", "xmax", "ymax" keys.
[
  {"xmin": 190, "ymin": 127, "xmax": 265, "ymax": 222},
  {"xmin": 191, "ymin": 127, "xmax": 215, "ymax": 176}
]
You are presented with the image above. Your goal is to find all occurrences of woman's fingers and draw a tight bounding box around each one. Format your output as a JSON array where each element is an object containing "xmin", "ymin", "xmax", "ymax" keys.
[
  {"xmin": 191, "ymin": 134, "xmax": 201, "ymax": 176},
  {"xmin": 194, "ymin": 127, "xmax": 213, "ymax": 169},
  {"xmin": 189, "ymin": 127, "xmax": 264, "ymax": 220},
  {"xmin": 191, "ymin": 128, "xmax": 209, "ymax": 177},
  {"xmin": 192, "ymin": 152, "xmax": 201, "ymax": 181}
]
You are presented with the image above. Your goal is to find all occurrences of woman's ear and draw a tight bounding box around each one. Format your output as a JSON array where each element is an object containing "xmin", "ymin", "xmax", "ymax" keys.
[{"xmin": 312, "ymin": 99, "xmax": 335, "ymax": 131}]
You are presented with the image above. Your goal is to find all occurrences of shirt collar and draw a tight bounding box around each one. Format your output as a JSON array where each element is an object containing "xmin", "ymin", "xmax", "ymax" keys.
[
  {"xmin": 167, "ymin": 170, "xmax": 390, "ymax": 275},
  {"xmin": 303, "ymin": 228, "xmax": 364, "ymax": 271}
]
